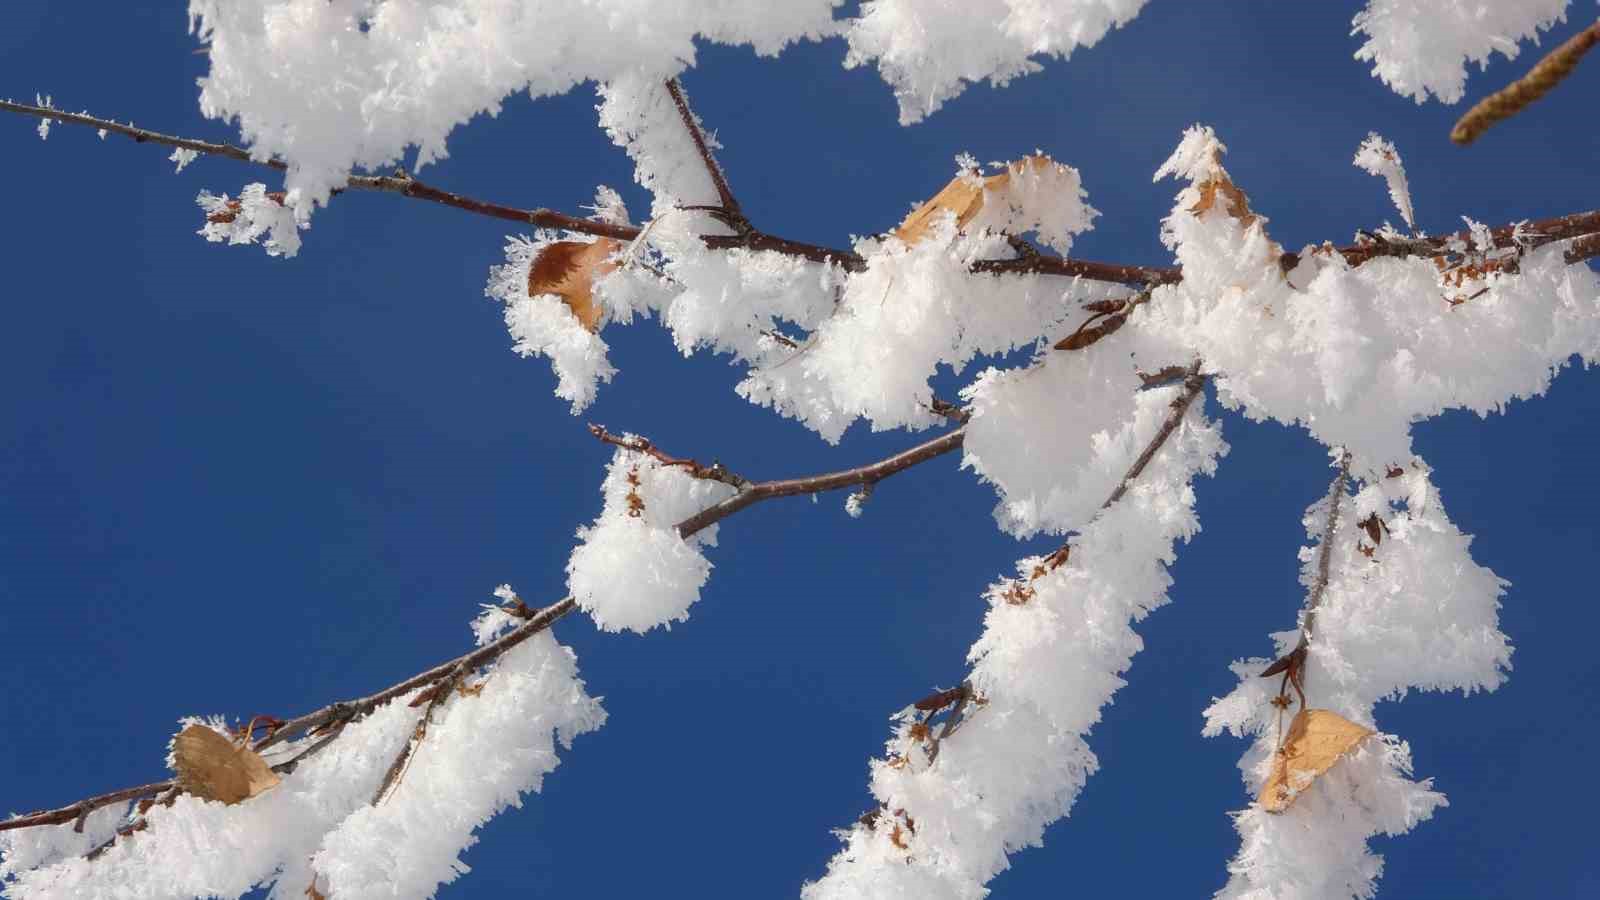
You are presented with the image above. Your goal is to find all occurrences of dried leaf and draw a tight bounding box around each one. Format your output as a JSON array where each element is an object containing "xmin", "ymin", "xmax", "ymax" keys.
[
  {"xmin": 1360, "ymin": 513, "xmax": 1384, "ymax": 545},
  {"xmin": 889, "ymin": 822, "xmax": 909, "ymax": 850},
  {"xmin": 172, "ymin": 724, "xmax": 281, "ymax": 804},
  {"xmin": 1258, "ymin": 708, "xmax": 1375, "ymax": 813},
  {"xmin": 527, "ymin": 238, "xmax": 621, "ymax": 332},
  {"xmin": 1054, "ymin": 312, "xmax": 1126, "ymax": 351},
  {"xmin": 893, "ymin": 156, "xmax": 1056, "ymax": 246},
  {"xmin": 1189, "ymin": 173, "xmax": 1258, "ymax": 228}
]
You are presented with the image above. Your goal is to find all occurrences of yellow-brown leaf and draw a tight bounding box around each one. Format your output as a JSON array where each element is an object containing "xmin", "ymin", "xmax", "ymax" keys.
[
  {"xmin": 528, "ymin": 238, "xmax": 621, "ymax": 333},
  {"xmin": 893, "ymin": 156, "xmax": 1057, "ymax": 246},
  {"xmin": 172, "ymin": 724, "xmax": 281, "ymax": 804},
  {"xmin": 1190, "ymin": 173, "xmax": 1258, "ymax": 228},
  {"xmin": 1258, "ymin": 708, "xmax": 1375, "ymax": 813}
]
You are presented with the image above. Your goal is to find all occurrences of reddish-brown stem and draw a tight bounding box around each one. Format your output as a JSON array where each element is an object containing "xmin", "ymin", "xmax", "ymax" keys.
[
  {"xmin": 587, "ymin": 424, "xmax": 750, "ymax": 488},
  {"xmin": 1260, "ymin": 454, "xmax": 1351, "ymax": 691},
  {"xmin": 664, "ymin": 79, "xmax": 743, "ymax": 226},
  {"xmin": 673, "ymin": 427, "xmax": 967, "ymax": 538}
]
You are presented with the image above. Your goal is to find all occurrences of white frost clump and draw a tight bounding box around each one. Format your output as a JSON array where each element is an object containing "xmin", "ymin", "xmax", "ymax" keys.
[
  {"xmin": 742, "ymin": 157, "xmax": 1104, "ymax": 443},
  {"xmin": 486, "ymin": 234, "xmax": 618, "ymax": 413},
  {"xmin": 186, "ymin": 0, "xmax": 1160, "ymax": 220},
  {"xmin": 805, "ymin": 384, "xmax": 1225, "ymax": 899},
  {"xmin": 1, "ymin": 620, "xmax": 602, "ymax": 900},
  {"xmin": 1352, "ymin": 132, "xmax": 1415, "ymax": 232},
  {"xmin": 845, "ymin": 0, "xmax": 1150, "ymax": 123},
  {"xmin": 195, "ymin": 183, "xmax": 307, "ymax": 258},
  {"xmin": 961, "ymin": 326, "xmax": 1188, "ymax": 537},
  {"xmin": 188, "ymin": 0, "xmax": 839, "ymax": 213},
  {"xmin": 1138, "ymin": 125, "xmax": 1600, "ymax": 468},
  {"xmin": 567, "ymin": 441, "xmax": 737, "ymax": 633},
  {"xmin": 1352, "ymin": 0, "xmax": 1571, "ymax": 103},
  {"xmin": 168, "ymin": 147, "xmax": 200, "ymax": 174},
  {"xmin": 1206, "ymin": 462, "xmax": 1509, "ymax": 899}
]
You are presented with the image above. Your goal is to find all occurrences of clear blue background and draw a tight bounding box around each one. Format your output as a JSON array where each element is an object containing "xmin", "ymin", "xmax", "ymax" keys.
[{"xmin": 3, "ymin": 4, "xmax": 1598, "ymax": 897}]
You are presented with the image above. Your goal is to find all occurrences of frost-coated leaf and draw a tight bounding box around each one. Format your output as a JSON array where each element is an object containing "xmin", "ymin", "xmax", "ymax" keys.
[
  {"xmin": 1258, "ymin": 709, "xmax": 1375, "ymax": 813},
  {"xmin": 528, "ymin": 238, "xmax": 622, "ymax": 333}
]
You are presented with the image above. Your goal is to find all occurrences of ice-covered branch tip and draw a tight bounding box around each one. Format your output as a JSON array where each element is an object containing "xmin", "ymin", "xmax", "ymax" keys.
[{"xmin": 587, "ymin": 424, "xmax": 749, "ymax": 489}]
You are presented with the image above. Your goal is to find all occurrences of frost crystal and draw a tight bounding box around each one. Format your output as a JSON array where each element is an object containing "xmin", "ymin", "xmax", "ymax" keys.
[
  {"xmin": 33, "ymin": 95, "xmax": 51, "ymax": 140},
  {"xmin": 1352, "ymin": 132, "xmax": 1415, "ymax": 231},
  {"xmin": 168, "ymin": 147, "xmax": 199, "ymax": 174},
  {"xmin": 195, "ymin": 183, "xmax": 307, "ymax": 258}
]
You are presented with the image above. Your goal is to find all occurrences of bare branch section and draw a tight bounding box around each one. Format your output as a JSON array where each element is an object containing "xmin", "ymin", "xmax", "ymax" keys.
[
  {"xmin": 673, "ymin": 426, "xmax": 967, "ymax": 537},
  {"xmin": 27, "ymin": 98, "xmax": 1597, "ymax": 289},
  {"xmin": 588, "ymin": 424, "xmax": 751, "ymax": 489},
  {"xmin": 663, "ymin": 78, "xmax": 744, "ymax": 229},
  {"xmin": 1451, "ymin": 18, "xmax": 1600, "ymax": 146},
  {"xmin": 1, "ymin": 425, "xmax": 968, "ymax": 836},
  {"xmin": 1258, "ymin": 454, "xmax": 1352, "ymax": 701}
]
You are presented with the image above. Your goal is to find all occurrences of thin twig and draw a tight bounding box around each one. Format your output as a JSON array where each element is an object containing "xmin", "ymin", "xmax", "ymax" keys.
[
  {"xmin": 587, "ymin": 424, "xmax": 750, "ymax": 488},
  {"xmin": 1451, "ymin": 18, "xmax": 1600, "ymax": 145},
  {"xmin": 1101, "ymin": 361, "xmax": 1207, "ymax": 510},
  {"xmin": 1298, "ymin": 454, "xmax": 1352, "ymax": 648},
  {"xmin": 1259, "ymin": 453, "xmax": 1352, "ymax": 697},
  {"xmin": 663, "ymin": 79, "xmax": 744, "ymax": 229},
  {"xmin": 3, "ymin": 781, "xmax": 175, "ymax": 832},
  {"xmin": 673, "ymin": 426, "xmax": 967, "ymax": 537}
]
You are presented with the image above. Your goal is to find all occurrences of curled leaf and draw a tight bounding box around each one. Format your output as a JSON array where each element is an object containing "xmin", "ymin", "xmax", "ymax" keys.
[
  {"xmin": 172, "ymin": 724, "xmax": 281, "ymax": 804},
  {"xmin": 1258, "ymin": 708, "xmax": 1375, "ymax": 813},
  {"xmin": 1054, "ymin": 312, "xmax": 1126, "ymax": 351},
  {"xmin": 528, "ymin": 238, "xmax": 621, "ymax": 332}
]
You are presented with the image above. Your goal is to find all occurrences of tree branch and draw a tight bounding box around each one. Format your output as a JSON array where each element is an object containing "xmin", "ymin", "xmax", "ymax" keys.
[
  {"xmin": 2, "ymin": 424, "xmax": 970, "ymax": 836},
  {"xmin": 663, "ymin": 78, "xmax": 745, "ymax": 229},
  {"xmin": 7, "ymin": 98, "xmax": 1595, "ymax": 290},
  {"xmin": 1258, "ymin": 454, "xmax": 1352, "ymax": 699}
]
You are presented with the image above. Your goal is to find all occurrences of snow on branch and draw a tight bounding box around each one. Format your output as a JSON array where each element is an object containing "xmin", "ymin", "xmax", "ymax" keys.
[
  {"xmin": 807, "ymin": 365, "xmax": 1223, "ymax": 898},
  {"xmin": 1205, "ymin": 461, "xmax": 1509, "ymax": 898}
]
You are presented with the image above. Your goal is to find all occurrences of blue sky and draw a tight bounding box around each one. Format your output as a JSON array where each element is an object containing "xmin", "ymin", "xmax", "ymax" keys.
[{"xmin": 3, "ymin": 4, "xmax": 1598, "ymax": 897}]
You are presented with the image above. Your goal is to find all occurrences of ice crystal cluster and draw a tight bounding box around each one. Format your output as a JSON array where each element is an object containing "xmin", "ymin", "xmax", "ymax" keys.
[{"xmin": 6, "ymin": 1, "xmax": 1600, "ymax": 899}]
